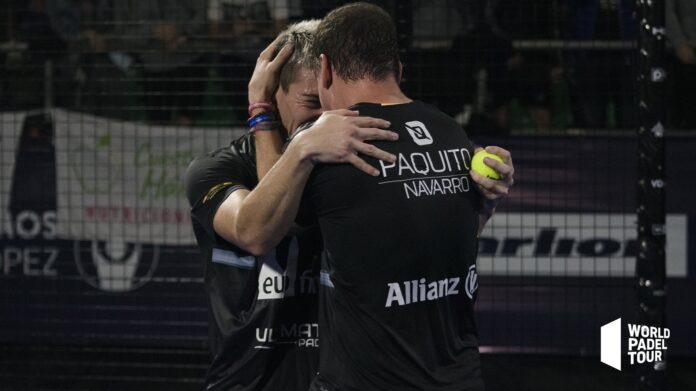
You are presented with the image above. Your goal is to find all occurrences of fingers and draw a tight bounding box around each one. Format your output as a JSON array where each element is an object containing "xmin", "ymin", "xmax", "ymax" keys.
[
  {"xmin": 354, "ymin": 127, "xmax": 399, "ymax": 142},
  {"xmin": 315, "ymin": 110, "xmax": 358, "ymax": 127},
  {"xmin": 345, "ymin": 153, "xmax": 380, "ymax": 176},
  {"xmin": 259, "ymin": 35, "xmax": 284, "ymax": 60},
  {"xmin": 470, "ymin": 170, "xmax": 496, "ymax": 191},
  {"xmin": 470, "ymin": 172, "xmax": 496, "ymax": 199},
  {"xmin": 323, "ymin": 112, "xmax": 391, "ymax": 131},
  {"xmin": 483, "ymin": 157, "xmax": 513, "ymax": 178},
  {"xmin": 319, "ymin": 112, "xmax": 396, "ymax": 141},
  {"xmin": 485, "ymin": 145, "xmax": 513, "ymax": 165},
  {"xmin": 352, "ymin": 116, "xmax": 391, "ymax": 129},
  {"xmin": 480, "ymin": 145, "xmax": 515, "ymax": 185},
  {"xmin": 489, "ymin": 180, "xmax": 511, "ymax": 196},
  {"xmin": 470, "ymin": 170, "xmax": 509, "ymax": 200},
  {"xmin": 325, "ymin": 109, "xmax": 359, "ymax": 117},
  {"xmin": 351, "ymin": 140, "xmax": 397, "ymax": 163},
  {"xmin": 268, "ymin": 42, "xmax": 294, "ymax": 71}
]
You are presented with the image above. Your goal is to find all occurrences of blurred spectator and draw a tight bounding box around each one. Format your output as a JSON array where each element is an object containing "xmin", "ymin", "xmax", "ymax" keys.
[
  {"xmin": 77, "ymin": 0, "xmax": 137, "ymax": 120},
  {"xmin": 451, "ymin": 17, "xmax": 516, "ymax": 131},
  {"xmin": 666, "ymin": 0, "xmax": 696, "ymax": 129},
  {"xmin": 46, "ymin": 0, "xmax": 100, "ymax": 109},
  {"xmin": 569, "ymin": 0, "xmax": 637, "ymax": 129},
  {"xmin": 208, "ymin": 0, "xmax": 290, "ymax": 123},
  {"xmin": 492, "ymin": 0, "xmax": 562, "ymax": 131},
  {"xmin": 11, "ymin": 0, "xmax": 67, "ymax": 108},
  {"xmin": 130, "ymin": 0, "xmax": 208, "ymax": 125},
  {"xmin": 45, "ymin": 0, "xmax": 136, "ymax": 119},
  {"xmin": 406, "ymin": 0, "xmax": 480, "ymax": 122},
  {"xmin": 421, "ymin": 0, "xmax": 556, "ymax": 133},
  {"xmin": 0, "ymin": 1, "xmax": 20, "ymax": 109}
]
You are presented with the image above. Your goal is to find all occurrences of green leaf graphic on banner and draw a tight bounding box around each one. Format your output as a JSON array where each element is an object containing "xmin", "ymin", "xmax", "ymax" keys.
[
  {"xmin": 97, "ymin": 134, "xmax": 110, "ymax": 148},
  {"xmin": 135, "ymin": 142, "xmax": 193, "ymax": 200}
]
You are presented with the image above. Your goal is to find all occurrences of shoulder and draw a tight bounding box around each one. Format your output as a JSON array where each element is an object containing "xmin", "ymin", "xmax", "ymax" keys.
[
  {"xmin": 184, "ymin": 135, "xmax": 257, "ymax": 206},
  {"xmin": 192, "ymin": 133, "xmax": 255, "ymax": 174}
]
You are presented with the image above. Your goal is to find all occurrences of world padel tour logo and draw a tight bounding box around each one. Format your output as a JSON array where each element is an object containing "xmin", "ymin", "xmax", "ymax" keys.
[
  {"xmin": 74, "ymin": 239, "xmax": 159, "ymax": 292},
  {"xmin": 601, "ymin": 318, "xmax": 670, "ymax": 371}
]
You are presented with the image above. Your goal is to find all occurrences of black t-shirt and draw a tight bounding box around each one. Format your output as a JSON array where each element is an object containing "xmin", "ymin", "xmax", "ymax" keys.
[
  {"xmin": 305, "ymin": 101, "xmax": 484, "ymax": 391},
  {"xmin": 184, "ymin": 133, "xmax": 321, "ymax": 391}
]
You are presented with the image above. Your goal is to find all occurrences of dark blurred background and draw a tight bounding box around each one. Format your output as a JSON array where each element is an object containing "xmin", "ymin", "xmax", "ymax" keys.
[
  {"xmin": 0, "ymin": 0, "xmax": 695, "ymax": 131},
  {"xmin": 0, "ymin": 1, "xmax": 694, "ymax": 390}
]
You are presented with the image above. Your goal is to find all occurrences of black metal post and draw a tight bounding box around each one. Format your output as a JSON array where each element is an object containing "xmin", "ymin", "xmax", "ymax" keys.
[{"xmin": 636, "ymin": 0, "xmax": 666, "ymax": 389}]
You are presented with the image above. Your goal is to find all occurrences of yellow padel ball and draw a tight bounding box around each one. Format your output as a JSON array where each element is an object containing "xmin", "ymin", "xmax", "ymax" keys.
[{"xmin": 471, "ymin": 150, "xmax": 504, "ymax": 180}]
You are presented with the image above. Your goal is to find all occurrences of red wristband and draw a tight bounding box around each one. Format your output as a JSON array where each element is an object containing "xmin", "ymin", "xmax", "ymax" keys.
[{"xmin": 248, "ymin": 101, "xmax": 276, "ymax": 116}]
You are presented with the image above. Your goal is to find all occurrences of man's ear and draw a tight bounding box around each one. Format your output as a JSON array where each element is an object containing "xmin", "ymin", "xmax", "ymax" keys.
[{"xmin": 320, "ymin": 54, "xmax": 333, "ymax": 90}]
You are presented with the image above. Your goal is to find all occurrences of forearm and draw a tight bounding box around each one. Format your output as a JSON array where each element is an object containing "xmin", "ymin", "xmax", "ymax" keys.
[
  {"xmin": 235, "ymin": 142, "xmax": 313, "ymax": 254},
  {"xmin": 247, "ymin": 41, "xmax": 291, "ymax": 180},
  {"xmin": 477, "ymin": 199, "xmax": 498, "ymax": 236},
  {"xmin": 254, "ymin": 130, "xmax": 285, "ymax": 180},
  {"xmin": 478, "ymin": 213, "xmax": 492, "ymax": 236}
]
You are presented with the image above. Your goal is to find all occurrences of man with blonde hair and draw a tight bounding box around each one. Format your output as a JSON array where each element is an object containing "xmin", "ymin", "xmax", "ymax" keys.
[{"xmin": 185, "ymin": 20, "xmax": 397, "ymax": 390}]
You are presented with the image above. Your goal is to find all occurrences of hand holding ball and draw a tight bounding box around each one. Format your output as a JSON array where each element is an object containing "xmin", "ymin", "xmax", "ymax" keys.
[{"xmin": 471, "ymin": 150, "xmax": 504, "ymax": 180}]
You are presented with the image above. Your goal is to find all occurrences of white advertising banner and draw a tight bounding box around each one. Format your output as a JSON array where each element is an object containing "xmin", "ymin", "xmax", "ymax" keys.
[
  {"xmin": 478, "ymin": 213, "xmax": 688, "ymax": 278},
  {"xmin": 0, "ymin": 111, "xmax": 28, "ymax": 230},
  {"xmin": 1, "ymin": 111, "xmax": 690, "ymax": 278},
  {"xmin": 53, "ymin": 109, "xmax": 244, "ymax": 245}
]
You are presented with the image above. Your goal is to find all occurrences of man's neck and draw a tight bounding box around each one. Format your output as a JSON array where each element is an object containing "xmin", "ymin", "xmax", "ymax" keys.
[{"xmin": 331, "ymin": 76, "xmax": 411, "ymax": 109}]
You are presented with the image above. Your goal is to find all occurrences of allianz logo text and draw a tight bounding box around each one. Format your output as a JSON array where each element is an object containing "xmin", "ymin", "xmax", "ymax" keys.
[{"xmin": 385, "ymin": 266, "xmax": 478, "ymax": 308}]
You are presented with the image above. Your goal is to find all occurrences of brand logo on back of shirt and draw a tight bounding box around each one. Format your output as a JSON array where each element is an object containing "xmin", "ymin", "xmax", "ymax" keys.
[
  {"xmin": 405, "ymin": 121, "xmax": 433, "ymax": 146},
  {"xmin": 255, "ymin": 322, "xmax": 319, "ymax": 349},
  {"xmin": 257, "ymin": 254, "xmax": 295, "ymax": 300},
  {"xmin": 257, "ymin": 236, "xmax": 318, "ymax": 300},
  {"xmin": 464, "ymin": 265, "xmax": 478, "ymax": 299},
  {"xmin": 384, "ymin": 266, "xmax": 479, "ymax": 308},
  {"xmin": 385, "ymin": 276, "xmax": 461, "ymax": 307}
]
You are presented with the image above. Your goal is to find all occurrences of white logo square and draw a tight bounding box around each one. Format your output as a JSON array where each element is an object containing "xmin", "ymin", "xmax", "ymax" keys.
[{"xmin": 405, "ymin": 121, "xmax": 433, "ymax": 146}]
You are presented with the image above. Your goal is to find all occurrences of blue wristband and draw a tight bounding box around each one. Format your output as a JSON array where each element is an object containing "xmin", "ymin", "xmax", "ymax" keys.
[
  {"xmin": 249, "ymin": 121, "xmax": 279, "ymax": 134},
  {"xmin": 247, "ymin": 112, "xmax": 276, "ymax": 128}
]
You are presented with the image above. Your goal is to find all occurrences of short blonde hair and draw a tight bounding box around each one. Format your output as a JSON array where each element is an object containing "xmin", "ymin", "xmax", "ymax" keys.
[{"xmin": 273, "ymin": 19, "xmax": 321, "ymax": 92}]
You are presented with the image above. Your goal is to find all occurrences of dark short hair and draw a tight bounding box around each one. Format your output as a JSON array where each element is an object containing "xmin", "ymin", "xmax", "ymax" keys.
[
  {"xmin": 312, "ymin": 2, "xmax": 400, "ymax": 81},
  {"xmin": 273, "ymin": 20, "xmax": 321, "ymax": 92}
]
